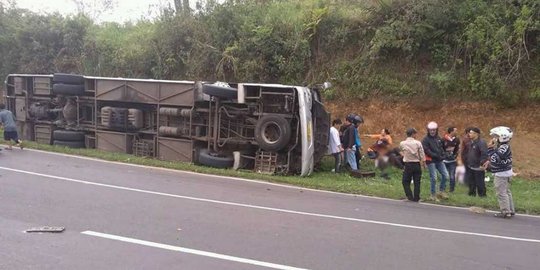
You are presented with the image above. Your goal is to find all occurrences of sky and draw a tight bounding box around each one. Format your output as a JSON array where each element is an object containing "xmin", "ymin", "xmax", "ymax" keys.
[{"xmin": 6, "ymin": 0, "xmax": 189, "ymax": 23}]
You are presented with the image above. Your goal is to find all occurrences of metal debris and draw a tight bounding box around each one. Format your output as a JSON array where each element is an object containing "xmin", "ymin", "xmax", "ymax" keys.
[
  {"xmin": 469, "ymin": 207, "xmax": 487, "ymax": 214},
  {"xmin": 25, "ymin": 226, "xmax": 65, "ymax": 233}
]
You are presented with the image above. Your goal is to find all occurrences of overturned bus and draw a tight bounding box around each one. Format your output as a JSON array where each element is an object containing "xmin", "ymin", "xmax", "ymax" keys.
[{"xmin": 3, "ymin": 74, "xmax": 330, "ymax": 176}]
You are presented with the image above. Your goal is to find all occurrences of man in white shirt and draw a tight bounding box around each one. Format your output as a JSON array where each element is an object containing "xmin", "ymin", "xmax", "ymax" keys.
[{"xmin": 329, "ymin": 119, "xmax": 343, "ymax": 173}]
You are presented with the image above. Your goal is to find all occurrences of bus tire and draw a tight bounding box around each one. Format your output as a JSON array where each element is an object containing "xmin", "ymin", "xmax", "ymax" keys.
[
  {"xmin": 198, "ymin": 148, "xmax": 234, "ymax": 168},
  {"xmin": 255, "ymin": 115, "xmax": 291, "ymax": 152},
  {"xmin": 53, "ymin": 140, "xmax": 86, "ymax": 148}
]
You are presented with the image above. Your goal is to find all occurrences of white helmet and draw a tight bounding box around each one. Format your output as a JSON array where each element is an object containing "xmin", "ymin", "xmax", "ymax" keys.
[
  {"xmin": 427, "ymin": 121, "xmax": 438, "ymax": 130},
  {"xmin": 489, "ymin": 126, "xmax": 513, "ymax": 143}
]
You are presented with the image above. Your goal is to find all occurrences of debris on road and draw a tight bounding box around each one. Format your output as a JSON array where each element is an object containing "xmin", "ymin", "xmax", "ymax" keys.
[
  {"xmin": 25, "ymin": 226, "xmax": 65, "ymax": 233},
  {"xmin": 469, "ymin": 207, "xmax": 487, "ymax": 214}
]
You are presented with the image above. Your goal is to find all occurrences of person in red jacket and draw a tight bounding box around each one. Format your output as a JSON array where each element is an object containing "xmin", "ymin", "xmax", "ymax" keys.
[{"xmin": 443, "ymin": 127, "xmax": 460, "ymax": 192}]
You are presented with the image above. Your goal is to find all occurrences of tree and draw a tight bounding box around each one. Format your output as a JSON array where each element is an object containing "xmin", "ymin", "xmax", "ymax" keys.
[{"xmin": 71, "ymin": 0, "xmax": 117, "ymax": 21}]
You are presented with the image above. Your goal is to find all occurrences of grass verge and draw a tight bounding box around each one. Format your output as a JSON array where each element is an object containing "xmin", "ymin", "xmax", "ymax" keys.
[{"xmin": 9, "ymin": 140, "xmax": 540, "ymax": 215}]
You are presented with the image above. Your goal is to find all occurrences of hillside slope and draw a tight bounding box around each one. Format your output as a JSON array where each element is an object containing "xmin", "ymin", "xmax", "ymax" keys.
[{"xmin": 327, "ymin": 100, "xmax": 540, "ymax": 178}]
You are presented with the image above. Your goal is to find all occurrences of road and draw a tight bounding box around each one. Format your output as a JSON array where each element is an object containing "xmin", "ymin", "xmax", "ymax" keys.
[{"xmin": 1, "ymin": 148, "xmax": 539, "ymax": 270}]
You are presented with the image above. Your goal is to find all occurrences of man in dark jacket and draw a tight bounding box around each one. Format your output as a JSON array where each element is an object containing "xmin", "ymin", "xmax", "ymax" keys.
[
  {"xmin": 422, "ymin": 121, "xmax": 449, "ymax": 201},
  {"xmin": 466, "ymin": 127, "xmax": 489, "ymax": 197},
  {"xmin": 460, "ymin": 127, "xmax": 473, "ymax": 185},
  {"xmin": 341, "ymin": 115, "xmax": 358, "ymax": 171}
]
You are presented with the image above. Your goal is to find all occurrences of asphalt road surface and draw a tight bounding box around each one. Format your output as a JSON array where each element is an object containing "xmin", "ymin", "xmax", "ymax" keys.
[{"xmin": 1, "ymin": 148, "xmax": 539, "ymax": 270}]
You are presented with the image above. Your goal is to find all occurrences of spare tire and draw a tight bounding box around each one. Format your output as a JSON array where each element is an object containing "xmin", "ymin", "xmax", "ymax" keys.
[
  {"xmin": 53, "ymin": 130, "xmax": 86, "ymax": 141},
  {"xmin": 53, "ymin": 140, "xmax": 86, "ymax": 148},
  {"xmin": 255, "ymin": 115, "xmax": 291, "ymax": 152},
  {"xmin": 198, "ymin": 148, "xmax": 234, "ymax": 168},
  {"xmin": 53, "ymin": 73, "xmax": 85, "ymax": 85},
  {"xmin": 202, "ymin": 84, "xmax": 237, "ymax": 99},
  {"xmin": 52, "ymin": 83, "xmax": 85, "ymax": 96}
]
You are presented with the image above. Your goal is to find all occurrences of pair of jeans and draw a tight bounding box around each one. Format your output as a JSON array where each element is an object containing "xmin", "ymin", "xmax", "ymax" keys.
[
  {"xmin": 468, "ymin": 168, "xmax": 486, "ymax": 197},
  {"xmin": 427, "ymin": 161, "xmax": 449, "ymax": 195},
  {"xmin": 346, "ymin": 148, "xmax": 358, "ymax": 171},
  {"xmin": 444, "ymin": 161, "xmax": 457, "ymax": 192},
  {"xmin": 402, "ymin": 162, "xmax": 422, "ymax": 201},
  {"xmin": 332, "ymin": 152, "xmax": 342, "ymax": 173}
]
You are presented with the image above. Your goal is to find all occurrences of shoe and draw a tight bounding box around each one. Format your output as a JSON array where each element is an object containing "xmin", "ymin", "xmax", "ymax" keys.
[
  {"xmin": 494, "ymin": 212, "xmax": 511, "ymax": 218},
  {"xmin": 510, "ymin": 212, "xmax": 516, "ymax": 216}
]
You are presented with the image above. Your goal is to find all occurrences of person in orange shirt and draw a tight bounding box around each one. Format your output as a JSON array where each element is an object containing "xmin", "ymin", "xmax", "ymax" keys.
[{"xmin": 365, "ymin": 128, "xmax": 393, "ymax": 179}]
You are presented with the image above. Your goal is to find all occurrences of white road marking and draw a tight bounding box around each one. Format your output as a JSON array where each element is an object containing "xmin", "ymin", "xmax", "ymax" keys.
[
  {"xmin": 2, "ymin": 166, "xmax": 540, "ymax": 244},
  {"xmin": 82, "ymin": 230, "xmax": 308, "ymax": 270},
  {"xmin": 15, "ymin": 147, "xmax": 540, "ymax": 218}
]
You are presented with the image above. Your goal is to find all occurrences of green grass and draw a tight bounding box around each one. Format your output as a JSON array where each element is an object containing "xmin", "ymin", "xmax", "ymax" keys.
[{"xmin": 11, "ymin": 140, "xmax": 540, "ymax": 215}]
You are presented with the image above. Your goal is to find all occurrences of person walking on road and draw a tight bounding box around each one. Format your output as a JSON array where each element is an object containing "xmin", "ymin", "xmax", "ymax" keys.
[
  {"xmin": 443, "ymin": 126, "xmax": 460, "ymax": 192},
  {"xmin": 0, "ymin": 104, "xmax": 23, "ymax": 150},
  {"xmin": 400, "ymin": 128, "xmax": 425, "ymax": 202},
  {"xmin": 466, "ymin": 127, "xmax": 489, "ymax": 197},
  {"xmin": 422, "ymin": 121, "xmax": 449, "ymax": 201},
  {"xmin": 329, "ymin": 119, "xmax": 343, "ymax": 173},
  {"xmin": 487, "ymin": 126, "xmax": 515, "ymax": 218}
]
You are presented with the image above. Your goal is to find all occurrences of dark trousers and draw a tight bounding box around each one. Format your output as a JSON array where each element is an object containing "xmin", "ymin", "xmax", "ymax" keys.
[
  {"xmin": 355, "ymin": 148, "xmax": 361, "ymax": 170},
  {"xmin": 332, "ymin": 152, "xmax": 342, "ymax": 173},
  {"xmin": 402, "ymin": 162, "xmax": 422, "ymax": 201},
  {"xmin": 464, "ymin": 165, "xmax": 470, "ymax": 185},
  {"xmin": 468, "ymin": 169, "xmax": 486, "ymax": 197}
]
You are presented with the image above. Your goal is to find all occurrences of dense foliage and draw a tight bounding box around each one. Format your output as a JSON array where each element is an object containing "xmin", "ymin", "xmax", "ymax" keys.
[{"xmin": 1, "ymin": 0, "xmax": 539, "ymax": 105}]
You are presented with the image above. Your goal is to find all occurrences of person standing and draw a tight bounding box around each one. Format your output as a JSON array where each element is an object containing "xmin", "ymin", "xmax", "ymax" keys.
[
  {"xmin": 353, "ymin": 115, "xmax": 364, "ymax": 170},
  {"xmin": 443, "ymin": 126, "xmax": 460, "ymax": 192},
  {"xmin": 329, "ymin": 119, "xmax": 343, "ymax": 173},
  {"xmin": 400, "ymin": 128, "xmax": 425, "ymax": 202},
  {"xmin": 0, "ymin": 104, "xmax": 23, "ymax": 150},
  {"xmin": 460, "ymin": 127, "xmax": 473, "ymax": 185},
  {"xmin": 466, "ymin": 127, "xmax": 489, "ymax": 197},
  {"xmin": 341, "ymin": 115, "xmax": 358, "ymax": 171},
  {"xmin": 487, "ymin": 126, "xmax": 515, "ymax": 218},
  {"xmin": 422, "ymin": 121, "xmax": 449, "ymax": 200}
]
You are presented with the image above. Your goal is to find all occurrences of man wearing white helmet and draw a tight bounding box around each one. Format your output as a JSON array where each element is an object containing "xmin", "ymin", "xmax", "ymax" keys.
[
  {"xmin": 487, "ymin": 126, "xmax": 515, "ymax": 218},
  {"xmin": 422, "ymin": 121, "xmax": 450, "ymax": 201}
]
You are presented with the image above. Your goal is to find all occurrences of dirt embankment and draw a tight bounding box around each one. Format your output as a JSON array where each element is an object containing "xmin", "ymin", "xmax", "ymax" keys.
[{"xmin": 326, "ymin": 100, "xmax": 540, "ymax": 179}]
